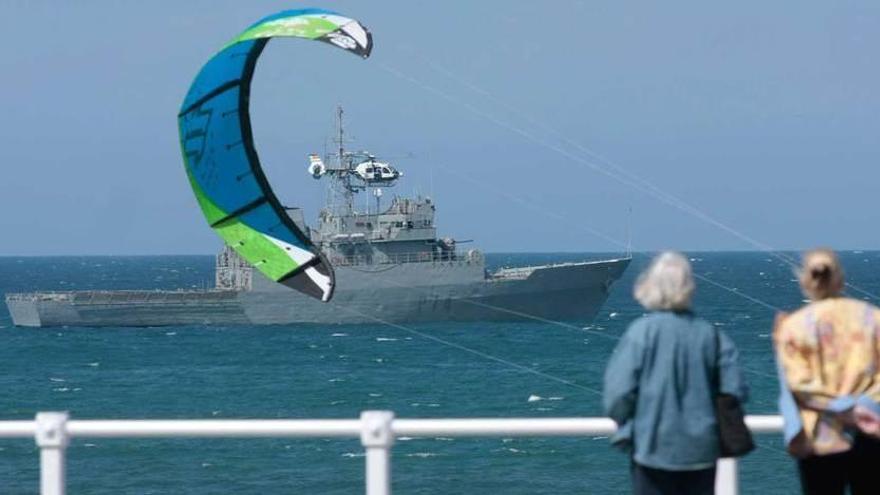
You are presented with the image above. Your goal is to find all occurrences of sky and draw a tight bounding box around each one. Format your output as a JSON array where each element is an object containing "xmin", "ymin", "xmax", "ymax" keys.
[{"xmin": 1, "ymin": 1, "xmax": 878, "ymax": 255}]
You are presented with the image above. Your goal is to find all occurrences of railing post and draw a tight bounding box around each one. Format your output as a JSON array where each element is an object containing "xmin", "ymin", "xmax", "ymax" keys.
[
  {"xmin": 360, "ymin": 410, "xmax": 394, "ymax": 495},
  {"xmin": 35, "ymin": 412, "xmax": 69, "ymax": 495},
  {"xmin": 715, "ymin": 458, "xmax": 738, "ymax": 495}
]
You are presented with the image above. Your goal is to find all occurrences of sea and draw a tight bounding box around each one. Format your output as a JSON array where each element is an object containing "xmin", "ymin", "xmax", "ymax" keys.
[{"xmin": 2, "ymin": 251, "xmax": 879, "ymax": 494}]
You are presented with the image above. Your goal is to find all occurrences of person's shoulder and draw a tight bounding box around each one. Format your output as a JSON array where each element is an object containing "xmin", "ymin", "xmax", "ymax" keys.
[
  {"xmin": 631, "ymin": 311, "xmax": 677, "ymax": 326},
  {"xmin": 783, "ymin": 304, "xmax": 810, "ymax": 321},
  {"xmin": 776, "ymin": 303, "xmax": 812, "ymax": 336},
  {"xmin": 808, "ymin": 298, "xmax": 875, "ymax": 320},
  {"xmin": 838, "ymin": 298, "xmax": 880, "ymax": 326},
  {"xmin": 625, "ymin": 313, "xmax": 660, "ymax": 337},
  {"xmin": 632, "ymin": 311, "xmax": 709, "ymax": 330},
  {"xmin": 626, "ymin": 313, "xmax": 652, "ymax": 331}
]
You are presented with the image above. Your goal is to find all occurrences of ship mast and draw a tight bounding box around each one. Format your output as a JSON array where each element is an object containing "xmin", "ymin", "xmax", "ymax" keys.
[
  {"xmin": 316, "ymin": 106, "xmax": 402, "ymax": 220},
  {"xmin": 325, "ymin": 105, "xmax": 356, "ymax": 217},
  {"xmin": 336, "ymin": 105, "xmax": 345, "ymax": 170}
]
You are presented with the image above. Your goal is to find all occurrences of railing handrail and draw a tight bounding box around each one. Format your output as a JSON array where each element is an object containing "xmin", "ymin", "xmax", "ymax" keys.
[
  {"xmin": 0, "ymin": 415, "xmax": 783, "ymax": 438},
  {"xmin": 0, "ymin": 413, "xmax": 784, "ymax": 495}
]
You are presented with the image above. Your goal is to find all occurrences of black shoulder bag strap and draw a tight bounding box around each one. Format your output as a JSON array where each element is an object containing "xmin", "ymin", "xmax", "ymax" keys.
[{"xmin": 715, "ymin": 327, "xmax": 755, "ymax": 457}]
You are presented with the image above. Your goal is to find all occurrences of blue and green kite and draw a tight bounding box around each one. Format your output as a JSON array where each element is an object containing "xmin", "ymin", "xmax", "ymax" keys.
[{"xmin": 178, "ymin": 9, "xmax": 373, "ymax": 302}]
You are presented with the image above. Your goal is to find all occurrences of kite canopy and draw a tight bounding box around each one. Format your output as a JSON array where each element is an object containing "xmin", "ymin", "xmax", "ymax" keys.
[{"xmin": 178, "ymin": 9, "xmax": 373, "ymax": 302}]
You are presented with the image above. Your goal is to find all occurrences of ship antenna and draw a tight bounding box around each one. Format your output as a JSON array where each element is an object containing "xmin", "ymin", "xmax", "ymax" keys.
[
  {"xmin": 336, "ymin": 105, "xmax": 344, "ymax": 167},
  {"xmin": 626, "ymin": 205, "xmax": 633, "ymax": 258},
  {"xmin": 331, "ymin": 105, "xmax": 355, "ymax": 215}
]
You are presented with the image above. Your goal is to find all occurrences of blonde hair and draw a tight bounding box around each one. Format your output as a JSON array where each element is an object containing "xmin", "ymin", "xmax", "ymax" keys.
[
  {"xmin": 634, "ymin": 251, "xmax": 695, "ymax": 311},
  {"xmin": 799, "ymin": 248, "xmax": 844, "ymax": 300}
]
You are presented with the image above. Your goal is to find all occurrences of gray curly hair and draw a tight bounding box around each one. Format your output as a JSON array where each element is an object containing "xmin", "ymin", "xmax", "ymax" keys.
[{"xmin": 634, "ymin": 251, "xmax": 695, "ymax": 311}]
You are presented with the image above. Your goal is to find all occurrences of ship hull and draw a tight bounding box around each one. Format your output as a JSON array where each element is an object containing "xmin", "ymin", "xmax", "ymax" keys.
[{"xmin": 5, "ymin": 258, "xmax": 629, "ymax": 327}]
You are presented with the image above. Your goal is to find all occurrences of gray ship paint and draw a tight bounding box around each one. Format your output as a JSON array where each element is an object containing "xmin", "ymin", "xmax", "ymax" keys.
[{"xmin": 5, "ymin": 109, "xmax": 630, "ymax": 327}]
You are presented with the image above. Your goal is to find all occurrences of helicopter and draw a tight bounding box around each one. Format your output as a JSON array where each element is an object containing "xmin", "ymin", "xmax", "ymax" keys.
[{"xmin": 352, "ymin": 155, "xmax": 402, "ymax": 184}]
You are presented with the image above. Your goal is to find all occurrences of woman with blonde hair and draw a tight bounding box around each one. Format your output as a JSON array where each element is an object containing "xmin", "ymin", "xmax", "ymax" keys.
[
  {"xmin": 774, "ymin": 249, "xmax": 880, "ymax": 494},
  {"xmin": 604, "ymin": 251, "xmax": 748, "ymax": 495}
]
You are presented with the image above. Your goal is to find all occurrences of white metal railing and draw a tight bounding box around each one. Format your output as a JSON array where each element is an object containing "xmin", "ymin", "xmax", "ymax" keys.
[{"xmin": 0, "ymin": 412, "xmax": 784, "ymax": 495}]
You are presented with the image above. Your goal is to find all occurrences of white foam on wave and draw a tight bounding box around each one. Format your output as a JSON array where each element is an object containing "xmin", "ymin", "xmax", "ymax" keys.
[
  {"xmin": 342, "ymin": 452, "xmax": 365, "ymax": 458},
  {"xmin": 87, "ymin": 362, "xmax": 100, "ymax": 367},
  {"xmin": 527, "ymin": 394, "xmax": 542, "ymax": 402},
  {"xmin": 506, "ymin": 447, "xmax": 525, "ymax": 453},
  {"xmin": 331, "ymin": 333, "xmax": 348, "ymax": 337},
  {"xmin": 376, "ymin": 337, "xmax": 398, "ymax": 342},
  {"xmin": 407, "ymin": 452, "xmax": 441, "ymax": 458},
  {"xmin": 49, "ymin": 377, "xmax": 66, "ymax": 383},
  {"xmin": 609, "ymin": 312, "xmax": 619, "ymax": 318}
]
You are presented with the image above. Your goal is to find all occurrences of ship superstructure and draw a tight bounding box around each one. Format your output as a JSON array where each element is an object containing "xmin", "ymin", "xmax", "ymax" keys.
[
  {"xmin": 304, "ymin": 107, "xmax": 451, "ymax": 269},
  {"xmin": 5, "ymin": 108, "xmax": 630, "ymax": 327}
]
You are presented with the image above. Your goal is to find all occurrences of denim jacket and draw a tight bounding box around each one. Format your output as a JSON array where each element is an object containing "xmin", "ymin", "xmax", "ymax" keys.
[{"xmin": 603, "ymin": 311, "xmax": 749, "ymax": 470}]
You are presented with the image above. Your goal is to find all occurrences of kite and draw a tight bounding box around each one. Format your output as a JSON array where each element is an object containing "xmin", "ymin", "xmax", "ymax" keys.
[{"xmin": 178, "ymin": 9, "xmax": 373, "ymax": 302}]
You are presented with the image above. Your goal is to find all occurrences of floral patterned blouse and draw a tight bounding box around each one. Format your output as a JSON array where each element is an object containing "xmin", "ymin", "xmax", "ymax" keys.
[{"xmin": 774, "ymin": 297, "xmax": 880, "ymax": 455}]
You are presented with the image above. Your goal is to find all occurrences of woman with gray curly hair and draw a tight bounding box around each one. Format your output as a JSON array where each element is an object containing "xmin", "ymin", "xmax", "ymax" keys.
[{"xmin": 604, "ymin": 251, "xmax": 749, "ymax": 495}]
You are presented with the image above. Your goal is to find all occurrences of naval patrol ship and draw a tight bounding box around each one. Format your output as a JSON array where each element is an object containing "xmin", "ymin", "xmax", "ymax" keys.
[{"xmin": 5, "ymin": 109, "xmax": 630, "ymax": 327}]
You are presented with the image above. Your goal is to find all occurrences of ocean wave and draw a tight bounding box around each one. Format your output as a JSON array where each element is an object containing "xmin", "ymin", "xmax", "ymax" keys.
[{"xmin": 407, "ymin": 452, "xmax": 442, "ymax": 458}]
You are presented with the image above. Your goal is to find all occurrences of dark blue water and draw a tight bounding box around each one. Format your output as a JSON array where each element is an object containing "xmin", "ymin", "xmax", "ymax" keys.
[{"xmin": 2, "ymin": 252, "xmax": 879, "ymax": 494}]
